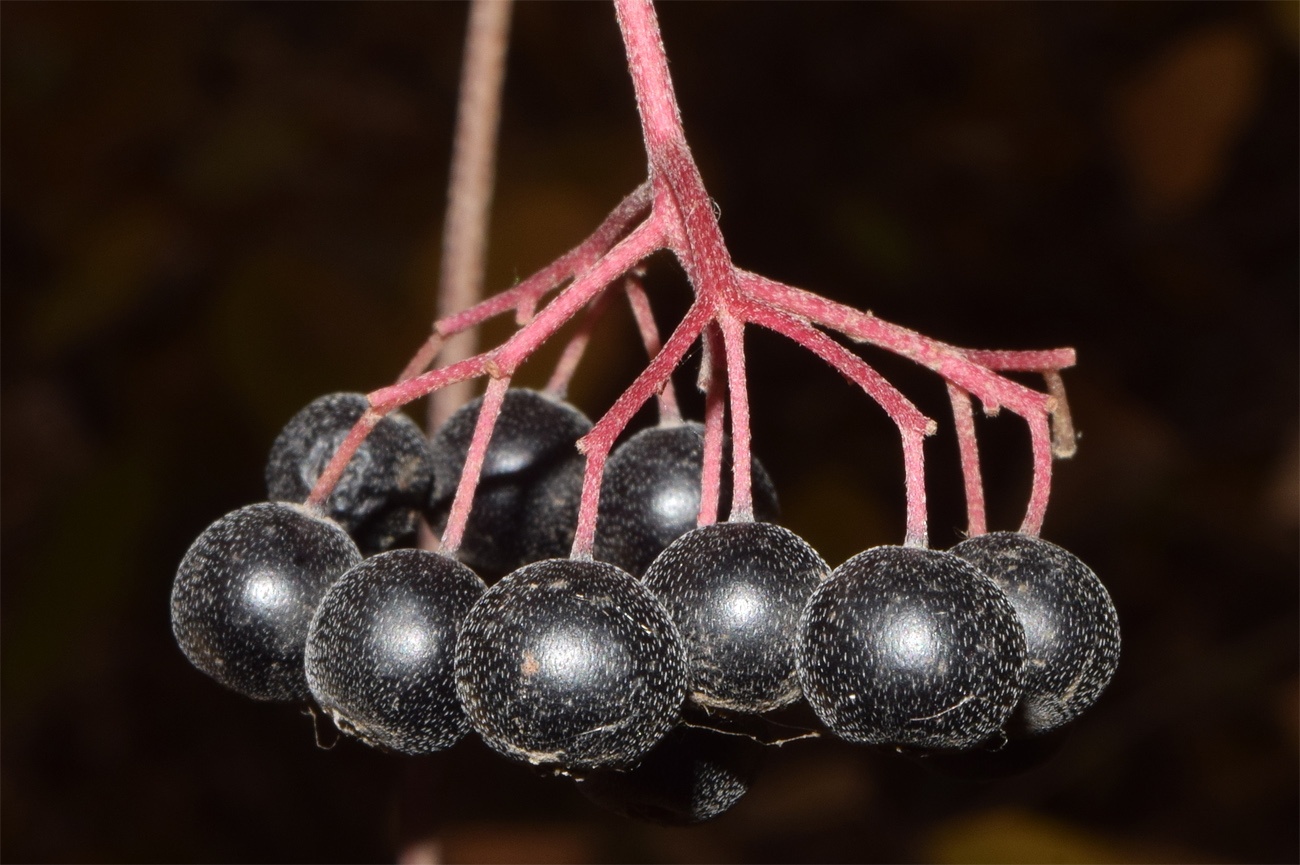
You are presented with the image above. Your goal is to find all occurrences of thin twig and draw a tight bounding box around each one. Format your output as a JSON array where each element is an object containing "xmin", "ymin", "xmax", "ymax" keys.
[
  {"xmin": 1043, "ymin": 370, "xmax": 1078, "ymax": 458},
  {"xmin": 442, "ymin": 374, "xmax": 513, "ymax": 553},
  {"xmin": 745, "ymin": 304, "xmax": 934, "ymax": 548},
  {"xmin": 545, "ymin": 289, "xmax": 617, "ymax": 398},
  {"xmin": 698, "ymin": 323, "xmax": 726, "ymax": 527},
  {"xmin": 720, "ymin": 313, "xmax": 753, "ymax": 521},
  {"xmin": 571, "ymin": 299, "xmax": 715, "ymax": 558},
  {"xmin": 624, "ymin": 273, "xmax": 681, "ymax": 423},
  {"xmin": 430, "ymin": 0, "xmax": 514, "ymax": 432},
  {"xmin": 946, "ymin": 382, "xmax": 987, "ymax": 537}
]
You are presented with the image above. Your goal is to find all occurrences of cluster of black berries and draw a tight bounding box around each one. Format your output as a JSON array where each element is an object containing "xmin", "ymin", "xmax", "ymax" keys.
[{"xmin": 172, "ymin": 389, "xmax": 1119, "ymax": 825}]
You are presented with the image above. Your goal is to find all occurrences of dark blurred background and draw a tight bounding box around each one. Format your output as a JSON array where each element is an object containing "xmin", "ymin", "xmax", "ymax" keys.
[{"xmin": 3, "ymin": 3, "xmax": 1296, "ymax": 863}]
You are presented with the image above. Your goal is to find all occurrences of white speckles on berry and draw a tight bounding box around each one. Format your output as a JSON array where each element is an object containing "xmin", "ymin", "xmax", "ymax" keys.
[{"xmin": 797, "ymin": 545, "xmax": 1026, "ymax": 750}]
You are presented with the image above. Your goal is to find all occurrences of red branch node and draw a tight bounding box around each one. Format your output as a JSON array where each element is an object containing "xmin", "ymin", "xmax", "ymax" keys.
[{"xmin": 305, "ymin": 0, "xmax": 1078, "ymax": 559}]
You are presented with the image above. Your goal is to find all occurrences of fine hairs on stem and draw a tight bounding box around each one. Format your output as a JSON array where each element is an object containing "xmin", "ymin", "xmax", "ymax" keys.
[{"xmin": 307, "ymin": 0, "xmax": 1078, "ymax": 556}]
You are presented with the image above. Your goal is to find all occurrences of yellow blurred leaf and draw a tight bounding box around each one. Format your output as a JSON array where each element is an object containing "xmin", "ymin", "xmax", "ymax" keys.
[
  {"xmin": 927, "ymin": 808, "xmax": 1128, "ymax": 865},
  {"xmin": 1268, "ymin": 0, "xmax": 1299, "ymax": 52}
]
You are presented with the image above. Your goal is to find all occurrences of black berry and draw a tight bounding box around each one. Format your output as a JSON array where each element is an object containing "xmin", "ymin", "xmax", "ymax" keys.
[
  {"xmin": 798, "ymin": 545, "xmax": 1026, "ymax": 750},
  {"xmin": 594, "ymin": 422, "xmax": 780, "ymax": 577},
  {"xmin": 909, "ymin": 726, "xmax": 1069, "ymax": 779},
  {"xmin": 171, "ymin": 502, "xmax": 362, "ymax": 701},
  {"xmin": 454, "ymin": 558, "xmax": 686, "ymax": 771},
  {"xmin": 951, "ymin": 532, "xmax": 1120, "ymax": 735},
  {"xmin": 517, "ymin": 452, "xmax": 587, "ymax": 566},
  {"xmin": 642, "ymin": 521, "xmax": 828, "ymax": 713},
  {"xmin": 575, "ymin": 724, "xmax": 763, "ymax": 825},
  {"xmin": 266, "ymin": 393, "xmax": 434, "ymax": 553},
  {"xmin": 428, "ymin": 389, "xmax": 591, "ymax": 578},
  {"xmin": 305, "ymin": 549, "xmax": 487, "ymax": 754}
]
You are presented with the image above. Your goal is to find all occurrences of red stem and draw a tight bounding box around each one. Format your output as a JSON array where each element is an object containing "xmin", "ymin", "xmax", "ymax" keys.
[
  {"xmin": 615, "ymin": 0, "xmax": 734, "ymax": 296},
  {"xmin": 367, "ymin": 213, "xmax": 665, "ymax": 417},
  {"xmin": 433, "ymin": 182, "xmax": 653, "ymax": 340},
  {"xmin": 741, "ymin": 272, "xmax": 1063, "ymax": 535},
  {"xmin": 442, "ymin": 374, "xmax": 512, "ymax": 553},
  {"xmin": 309, "ymin": 356, "xmax": 490, "ymax": 511},
  {"xmin": 397, "ymin": 333, "xmax": 443, "ymax": 384},
  {"xmin": 698, "ymin": 324, "xmax": 726, "ymax": 528},
  {"xmin": 305, "ymin": 409, "xmax": 383, "ymax": 511},
  {"xmin": 743, "ymin": 273, "xmax": 1055, "ymax": 416},
  {"xmin": 571, "ymin": 299, "xmax": 715, "ymax": 558},
  {"xmin": 719, "ymin": 313, "xmax": 753, "ymax": 522},
  {"xmin": 1021, "ymin": 411, "xmax": 1053, "ymax": 537},
  {"xmin": 962, "ymin": 348, "xmax": 1076, "ymax": 371},
  {"xmin": 545, "ymin": 288, "xmax": 616, "ymax": 398},
  {"xmin": 491, "ymin": 216, "xmax": 666, "ymax": 375},
  {"xmin": 309, "ymin": 213, "xmax": 664, "ymax": 516},
  {"xmin": 746, "ymin": 305, "xmax": 933, "ymax": 548},
  {"xmin": 623, "ymin": 274, "xmax": 681, "ymax": 423},
  {"xmin": 947, "ymin": 382, "xmax": 987, "ymax": 537}
]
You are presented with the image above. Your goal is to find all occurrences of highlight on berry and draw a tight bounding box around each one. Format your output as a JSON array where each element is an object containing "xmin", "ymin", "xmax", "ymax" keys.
[{"xmin": 169, "ymin": 0, "xmax": 1118, "ymax": 826}]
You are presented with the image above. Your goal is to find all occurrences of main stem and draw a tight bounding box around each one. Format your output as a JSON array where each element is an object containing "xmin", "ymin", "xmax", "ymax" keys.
[{"xmin": 615, "ymin": 0, "xmax": 734, "ymax": 297}]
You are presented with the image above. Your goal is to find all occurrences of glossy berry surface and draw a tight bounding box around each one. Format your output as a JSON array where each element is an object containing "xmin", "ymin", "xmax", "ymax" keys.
[
  {"xmin": 517, "ymin": 452, "xmax": 588, "ymax": 567},
  {"xmin": 798, "ymin": 545, "xmax": 1026, "ymax": 750},
  {"xmin": 305, "ymin": 549, "xmax": 486, "ymax": 754},
  {"xmin": 642, "ymin": 522, "xmax": 828, "ymax": 713},
  {"xmin": 266, "ymin": 393, "xmax": 434, "ymax": 553},
  {"xmin": 171, "ymin": 502, "xmax": 362, "ymax": 701},
  {"xmin": 454, "ymin": 558, "xmax": 686, "ymax": 771},
  {"xmin": 594, "ymin": 422, "xmax": 780, "ymax": 577},
  {"xmin": 575, "ymin": 723, "xmax": 763, "ymax": 825},
  {"xmin": 428, "ymin": 389, "xmax": 591, "ymax": 578},
  {"xmin": 951, "ymin": 532, "xmax": 1120, "ymax": 735}
]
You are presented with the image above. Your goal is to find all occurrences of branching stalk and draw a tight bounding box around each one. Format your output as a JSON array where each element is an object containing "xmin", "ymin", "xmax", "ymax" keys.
[{"xmin": 311, "ymin": 0, "xmax": 1081, "ymax": 557}]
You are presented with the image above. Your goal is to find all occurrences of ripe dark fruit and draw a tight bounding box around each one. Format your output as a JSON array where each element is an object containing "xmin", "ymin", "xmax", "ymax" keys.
[
  {"xmin": 951, "ymin": 532, "xmax": 1120, "ymax": 736},
  {"xmin": 798, "ymin": 545, "xmax": 1026, "ymax": 750},
  {"xmin": 642, "ymin": 522, "xmax": 829, "ymax": 713},
  {"xmin": 454, "ymin": 558, "xmax": 687, "ymax": 771},
  {"xmin": 516, "ymin": 452, "xmax": 588, "ymax": 566},
  {"xmin": 266, "ymin": 393, "xmax": 434, "ymax": 553},
  {"xmin": 171, "ymin": 502, "xmax": 362, "ymax": 701},
  {"xmin": 594, "ymin": 422, "xmax": 780, "ymax": 577},
  {"xmin": 575, "ymin": 724, "xmax": 763, "ymax": 825},
  {"xmin": 305, "ymin": 549, "xmax": 487, "ymax": 754},
  {"xmin": 428, "ymin": 389, "xmax": 591, "ymax": 578}
]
